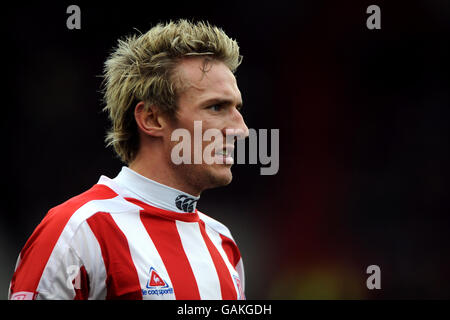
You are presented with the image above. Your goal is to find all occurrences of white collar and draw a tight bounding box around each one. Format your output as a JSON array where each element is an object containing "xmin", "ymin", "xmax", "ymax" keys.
[{"xmin": 112, "ymin": 166, "xmax": 199, "ymax": 213}]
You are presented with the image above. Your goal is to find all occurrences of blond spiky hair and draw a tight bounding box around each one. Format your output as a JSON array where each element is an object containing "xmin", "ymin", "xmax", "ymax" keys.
[{"xmin": 102, "ymin": 19, "xmax": 242, "ymax": 164}]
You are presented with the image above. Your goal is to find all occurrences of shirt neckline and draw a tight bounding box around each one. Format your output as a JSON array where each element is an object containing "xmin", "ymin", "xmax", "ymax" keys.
[
  {"xmin": 111, "ymin": 166, "xmax": 200, "ymax": 214},
  {"xmin": 124, "ymin": 197, "xmax": 200, "ymax": 223}
]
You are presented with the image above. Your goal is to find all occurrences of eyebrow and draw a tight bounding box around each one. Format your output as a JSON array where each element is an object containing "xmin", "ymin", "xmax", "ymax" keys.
[{"xmin": 200, "ymin": 97, "xmax": 244, "ymax": 110}]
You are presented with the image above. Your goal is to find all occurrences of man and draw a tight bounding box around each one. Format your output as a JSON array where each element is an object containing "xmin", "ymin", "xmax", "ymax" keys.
[{"xmin": 9, "ymin": 20, "xmax": 248, "ymax": 300}]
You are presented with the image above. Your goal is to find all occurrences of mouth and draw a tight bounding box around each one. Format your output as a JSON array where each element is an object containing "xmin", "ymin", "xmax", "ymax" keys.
[{"xmin": 214, "ymin": 146, "xmax": 234, "ymax": 165}]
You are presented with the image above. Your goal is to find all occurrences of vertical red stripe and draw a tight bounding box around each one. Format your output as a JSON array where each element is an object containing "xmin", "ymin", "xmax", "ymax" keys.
[
  {"xmin": 10, "ymin": 184, "xmax": 117, "ymax": 296},
  {"xmin": 199, "ymin": 221, "xmax": 238, "ymax": 300},
  {"xmin": 87, "ymin": 212, "xmax": 142, "ymax": 300},
  {"xmin": 140, "ymin": 213, "xmax": 201, "ymax": 300},
  {"xmin": 219, "ymin": 234, "xmax": 241, "ymax": 268},
  {"xmin": 73, "ymin": 266, "xmax": 90, "ymax": 300}
]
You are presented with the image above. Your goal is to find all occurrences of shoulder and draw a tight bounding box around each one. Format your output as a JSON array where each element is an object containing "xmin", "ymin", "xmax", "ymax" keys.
[
  {"xmin": 198, "ymin": 211, "xmax": 243, "ymax": 269},
  {"xmin": 31, "ymin": 183, "xmax": 142, "ymax": 248},
  {"xmin": 11, "ymin": 179, "xmax": 144, "ymax": 299},
  {"xmin": 49, "ymin": 183, "xmax": 137, "ymax": 219},
  {"xmin": 197, "ymin": 211, "xmax": 235, "ymax": 242}
]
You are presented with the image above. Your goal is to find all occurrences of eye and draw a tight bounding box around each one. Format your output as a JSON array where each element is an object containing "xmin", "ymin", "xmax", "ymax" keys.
[{"xmin": 208, "ymin": 104, "xmax": 223, "ymax": 112}]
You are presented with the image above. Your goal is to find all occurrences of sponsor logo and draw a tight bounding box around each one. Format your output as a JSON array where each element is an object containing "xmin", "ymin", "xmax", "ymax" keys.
[
  {"xmin": 142, "ymin": 267, "xmax": 174, "ymax": 297},
  {"xmin": 10, "ymin": 291, "xmax": 37, "ymax": 300},
  {"xmin": 175, "ymin": 195, "xmax": 197, "ymax": 212}
]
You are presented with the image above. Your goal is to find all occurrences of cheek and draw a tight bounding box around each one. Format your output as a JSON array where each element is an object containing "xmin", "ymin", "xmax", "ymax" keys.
[
  {"xmin": 165, "ymin": 116, "xmax": 226, "ymax": 160},
  {"xmin": 163, "ymin": 117, "xmax": 192, "ymax": 144}
]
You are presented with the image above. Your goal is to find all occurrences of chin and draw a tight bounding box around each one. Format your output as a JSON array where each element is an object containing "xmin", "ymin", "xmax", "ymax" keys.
[
  {"xmin": 176, "ymin": 163, "xmax": 233, "ymax": 193},
  {"xmin": 204, "ymin": 165, "xmax": 233, "ymax": 189}
]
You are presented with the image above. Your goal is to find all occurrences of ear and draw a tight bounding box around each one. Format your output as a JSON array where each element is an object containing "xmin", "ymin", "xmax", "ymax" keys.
[{"xmin": 134, "ymin": 101, "xmax": 167, "ymax": 137}]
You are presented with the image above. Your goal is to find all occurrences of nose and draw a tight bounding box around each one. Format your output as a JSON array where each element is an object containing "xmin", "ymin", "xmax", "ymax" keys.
[{"xmin": 223, "ymin": 107, "xmax": 249, "ymax": 141}]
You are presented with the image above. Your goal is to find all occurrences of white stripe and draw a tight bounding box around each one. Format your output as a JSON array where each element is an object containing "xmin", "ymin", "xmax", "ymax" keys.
[
  {"xmin": 176, "ymin": 221, "xmax": 222, "ymax": 299},
  {"xmin": 204, "ymin": 225, "xmax": 241, "ymax": 298},
  {"xmin": 36, "ymin": 248, "xmax": 78, "ymax": 299},
  {"xmin": 235, "ymin": 258, "xmax": 245, "ymax": 294},
  {"xmin": 198, "ymin": 212, "xmax": 234, "ymax": 241},
  {"xmin": 110, "ymin": 212, "xmax": 175, "ymax": 300},
  {"xmin": 36, "ymin": 196, "xmax": 141, "ymax": 299},
  {"xmin": 73, "ymin": 222, "xmax": 107, "ymax": 300}
]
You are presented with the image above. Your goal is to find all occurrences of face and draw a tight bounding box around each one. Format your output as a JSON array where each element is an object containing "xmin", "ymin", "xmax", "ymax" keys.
[{"xmin": 164, "ymin": 57, "xmax": 248, "ymax": 195}]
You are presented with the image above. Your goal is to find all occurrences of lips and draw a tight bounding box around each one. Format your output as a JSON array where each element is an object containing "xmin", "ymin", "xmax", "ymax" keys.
[{"xmin": 214, "ymin": 145, "xmax": 234, "ymax": 164}]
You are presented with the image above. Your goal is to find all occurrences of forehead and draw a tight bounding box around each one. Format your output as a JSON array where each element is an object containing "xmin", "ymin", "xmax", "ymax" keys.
[{"xmin": 175, "ymin": 57, "xmax": 242, "ymax": 105}]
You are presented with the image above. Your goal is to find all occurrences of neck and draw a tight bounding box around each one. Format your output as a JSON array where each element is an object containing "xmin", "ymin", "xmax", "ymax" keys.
[{"xmin": 129, "ymin": 145, "xmax": 202, "ymax": 197}]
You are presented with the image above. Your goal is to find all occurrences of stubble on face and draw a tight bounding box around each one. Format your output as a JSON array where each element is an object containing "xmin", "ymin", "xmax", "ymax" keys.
[{"xmin": 166, "ymin": 57, "xmax": 239, "ymax": 194}]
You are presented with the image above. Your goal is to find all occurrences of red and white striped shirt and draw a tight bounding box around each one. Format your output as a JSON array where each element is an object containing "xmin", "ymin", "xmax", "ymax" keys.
[{"xmin": 9, "ymin": 167, "xmax": 245, "ymax": 300}]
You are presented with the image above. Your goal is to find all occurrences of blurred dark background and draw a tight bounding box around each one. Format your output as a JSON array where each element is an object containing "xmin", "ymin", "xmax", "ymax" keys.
[{"xmin": 1, "ymin": 0, "xmax": 449, "ymax": 299}]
